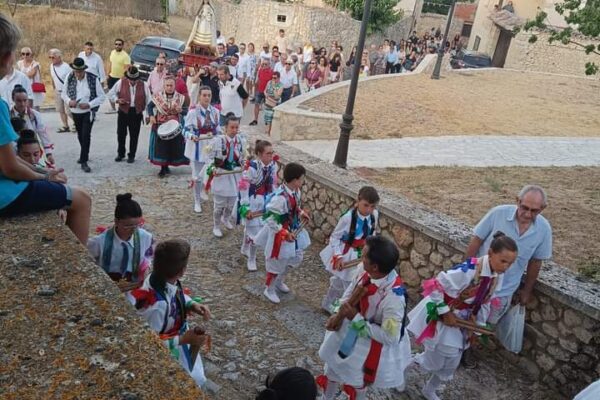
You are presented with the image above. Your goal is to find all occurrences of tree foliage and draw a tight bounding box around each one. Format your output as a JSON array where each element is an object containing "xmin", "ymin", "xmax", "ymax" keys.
[
  {"xmin": 324, "ymin": 0, "xmax": 402, "ymax": 33},
  {"xmin": 523, "ymin": 0, "xmax": 600, "ymax": 75},
  {"xmin": 421, "ymin": 0, "xmax": 453, "ymax": 15}
]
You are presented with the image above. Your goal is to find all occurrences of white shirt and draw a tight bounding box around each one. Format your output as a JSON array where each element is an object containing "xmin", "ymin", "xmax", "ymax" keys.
[
  {"xmin": 279, "ymin": 67, "xmax": 298, "ymax": 89},
  {"xmin": 61, "ymin": 72, "xmax": 106, "ymax": 114},
  {"xmin": 106, "ymin": 78, "xmax": 151, "ymax": 111},
  {"xmin": 228, "ymin": 65, "xmax": 237, "ymax": 78},
  {"xmin": 0, "ymin": 69, "xmax": 33, "ymax": 107},
  {"xmin": 303, "ymin": 48, "xmax": 313, "ymax": 63},
  {"xmin": 216, "ymin": 35, "xmax": 226, "ymax": 45},
  {"xmin": 87, "ymin": 228, "xmax": 153, "ymax": 276},
  {"xmin": 50, "ymin": 62, "xmax": 72, "ymax": 92},
  {"xmin": 237, "ymin": 53, "xmax": 249, "ymax": 79},
  {"xmin": 273, "ymin": 62, "xmax": 285, "ymax": 75},
  {"xmin": 77, "ymin": 51, "xmax": 106, "ymax": 83},
  {"xmin": 219, "ymin": 78, "xmax": 244, "ymax": 117},
  {"xmin": 259, "ymin": 51, "xmax": 271, "ymax": 60}
]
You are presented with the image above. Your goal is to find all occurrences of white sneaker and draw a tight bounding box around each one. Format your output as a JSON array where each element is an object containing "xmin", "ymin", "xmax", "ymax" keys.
[
  {"xmin": 194, "ymin": 202, "xmax": 202, "ymax": 213},
  {"xmin": 213, "ymin": 227, "xmax": 223, "ymax": 238},
  {"xmin": 276, "ymin": 280, "xmax": 290, "ymax": 293},
  {"xmin": 247, "ymin": 258, "xmax": 257, "ymax": 271},
  {"xmin": 223, "ymin": 219, "xmax": 234, "ymax": 230},
  {"xmin": 422, "ymin": 385, "xmax": 441, "ymax": 400},
  {"xmin": 263, "ymin": 287, "xmax": 280, "ymax": 304}
]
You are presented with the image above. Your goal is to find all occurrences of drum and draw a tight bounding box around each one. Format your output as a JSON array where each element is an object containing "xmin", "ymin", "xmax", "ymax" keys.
[{"xmin": 157, "ymin": 120, "xmax": 181, "ymax": 140}]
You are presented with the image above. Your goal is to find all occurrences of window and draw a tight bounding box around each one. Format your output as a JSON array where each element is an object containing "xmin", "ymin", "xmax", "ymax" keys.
[
  {"xmin": 473, "ymin": 35, "xmax": 481, "ymax": 51},
  {"xmin": 461, "ymin": 23, "xmax": 473, "ymax": 38},
  {"xmin": 277, "ymin": 14, "xmax": 287, "ymax": 23}
]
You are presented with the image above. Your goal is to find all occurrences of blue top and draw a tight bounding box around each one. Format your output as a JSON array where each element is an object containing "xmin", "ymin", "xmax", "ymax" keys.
[
  {"xmin": 0, "ymin": 99, "xmax": 28, "ymax": 210},
  {"xmin": 387, "ymin": 49, "xmax": 398, "ymax": 63},
  {"xmin": 474, "ymin": 204, "xmax": 553, "ymax": 297}
]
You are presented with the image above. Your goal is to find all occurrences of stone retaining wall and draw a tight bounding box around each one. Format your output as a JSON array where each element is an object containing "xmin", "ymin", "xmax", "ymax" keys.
[
  {"xmin": 271, "ymin": 54, "xmax": 437, "ymax": 141},
  {"xmin": 0, "ymin": 213, "xmax": 203, "ymax": 399},
  {"xmin": 271, "ymin": 140, "xmax": 600, "ymax": 399}
]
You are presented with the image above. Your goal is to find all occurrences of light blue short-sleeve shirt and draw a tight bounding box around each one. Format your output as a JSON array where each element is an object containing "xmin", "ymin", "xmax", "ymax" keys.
[
  {"xmin": 0, "ymin": 98, "xmax": 28, "ymax": 210},
  {"xmin": 473, "ymin": 204, "xmax": 552, "ymax": 297}
]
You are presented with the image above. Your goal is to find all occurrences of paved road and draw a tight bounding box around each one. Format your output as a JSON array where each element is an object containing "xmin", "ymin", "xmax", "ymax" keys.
[
  {"xmin": 47, "ymin": 101, "xmax": 260, "ymax": 181},
  {"xmin": 286, "ymin": 136, "xmax": 600, "ymax": 168}
]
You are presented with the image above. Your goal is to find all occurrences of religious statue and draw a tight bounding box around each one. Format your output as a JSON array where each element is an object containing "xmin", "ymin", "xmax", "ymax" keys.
[{"xmin": 185, "ymin": 0, "xmax": 217, "ymax": 52}]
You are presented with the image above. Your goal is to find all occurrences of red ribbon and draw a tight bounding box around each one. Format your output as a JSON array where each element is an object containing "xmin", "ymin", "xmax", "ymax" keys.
[
  {"xmin": 204, "ymin": 170, "xmax": 216, "ymax": 192},
  {"xmin": 270, "ymin": 228, "xmax": 288, "ymax": 259},
  {"xmin": 416, "ymin": 320, "xmax": 438, "ymax": 344},
  {"xmin": 265, "ymin": 272, "xmax": 277, "ymax": 286}
]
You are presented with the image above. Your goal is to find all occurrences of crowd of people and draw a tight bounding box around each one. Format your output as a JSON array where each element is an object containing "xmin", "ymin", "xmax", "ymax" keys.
[{"xmin": 4, "ymin": 12, "xmax": 597, "ymax": 400}]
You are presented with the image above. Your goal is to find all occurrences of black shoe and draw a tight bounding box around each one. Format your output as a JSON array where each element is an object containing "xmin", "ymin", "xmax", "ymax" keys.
[
  {"xmin": 81, "ymin": 162, "xmax": 91, "ymax": 173},
  {"xmin": 461, "ymin": 347, "xmax": 477, "ymax": 369},
  {"xmin": 115, "ymin": 156, "xmax": 124, "ymax": 162},
  {"xmin": 127, "ymin": 157, "xmax": 135, "ymax": 164},
  {"xmin": 158, "ymin": 167, "xmax": 167, "ymax": 178},
  {"xmin": 76, "ymin": 158, "xmax": 81, "ymax": 164},
  {"xmin": 249, "ymin": 120, "xmax": 258, "ymax": 126},
  {"xmin": 165, "ymin": 166, "xmax": 172, "ymax": 174}
]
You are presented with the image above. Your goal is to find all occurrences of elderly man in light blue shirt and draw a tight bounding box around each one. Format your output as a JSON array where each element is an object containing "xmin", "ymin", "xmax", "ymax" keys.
[{"xmin": 466, "ymin": 185, "xmax": 553, "ymax": 322}]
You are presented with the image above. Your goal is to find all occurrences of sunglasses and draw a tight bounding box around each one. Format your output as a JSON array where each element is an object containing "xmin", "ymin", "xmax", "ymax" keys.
[
  {"xmin": 21, "ymin": 52, "xmax": 31, "ymax": 56},
  {"xmin": 310, "ymin": 62, "xmax": 316, "ymax": 64},
  {"xmin": 286, "ymin": 62, "xmax": 293, "ymax": 65},
  {"xmin": 156, "ymin": 62, "xmax": 165, "ymax": 65}
]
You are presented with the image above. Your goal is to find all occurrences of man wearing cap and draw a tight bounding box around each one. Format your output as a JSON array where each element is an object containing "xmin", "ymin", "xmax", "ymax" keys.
[
  {"xmin": 107, "ymin": 66, "xmax": 151, "ymax": 163},
  {"xmin": 61, "ymin": 57, "xmax": 106, "ymax": 173}
]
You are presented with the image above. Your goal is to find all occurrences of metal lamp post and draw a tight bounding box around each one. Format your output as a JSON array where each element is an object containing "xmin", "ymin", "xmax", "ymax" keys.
[
  {"xmin": 332, "ymin": 0, "xmax": 373, "ymax": 169},
  {"xmin": 431, "ymin": 0, "xmax": 457, "ymax": 80}
]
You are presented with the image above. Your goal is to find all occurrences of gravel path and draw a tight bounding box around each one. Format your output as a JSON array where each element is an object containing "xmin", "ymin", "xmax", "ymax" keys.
[
  {"xmin": 44, "ymin": 107, "xmax": 556, "ymax": 399},
  {"xmin": 285, "ymin": 136, "xmax": 600, "ymax": 168}
]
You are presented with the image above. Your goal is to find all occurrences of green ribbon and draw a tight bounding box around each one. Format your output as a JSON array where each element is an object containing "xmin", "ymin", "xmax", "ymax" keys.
[
  {"xmin": 356, "ymin": 247, "xmax": 363, "ymax": 258},
  {"xmin": 238, "ymin": 204, "xmax": 250, "ymax": 219},
  {"xmin": 206, "ymin": 164, "xmax": 215, "ymax": 177},
  {"xmin": 185, "ymin": 296, "xmax": 204, "ymax": 309},
  {"xmin": 330, "ymin": 299, "xmax": 341, "ymax": 314},
  {"xmin": 350, "ymin": 319, "xmax": 369, "ymax": 338},
  {"xmin": 425, "ymin": 301, "xmax": 447, "ymax": 323},
  {"xmin": 262, "ymin": 210, "xmax": 286, "ymax": 224},
  {"xmin": 168, "ymin": 338, "xmax": 180, "ymax": 359}
]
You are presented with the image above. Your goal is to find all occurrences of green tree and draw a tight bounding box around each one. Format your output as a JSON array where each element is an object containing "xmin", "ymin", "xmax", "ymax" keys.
[
  {"xmin": 421, "ymin": 0, "xmax": 453, "ymax": 15},
  {"xmin": 523, "ymin": 0, "xmax": 600, "ymax": 75},
  {"xmin": 324, "ymin": 0, "xmax": 402, "ymax": 33}
]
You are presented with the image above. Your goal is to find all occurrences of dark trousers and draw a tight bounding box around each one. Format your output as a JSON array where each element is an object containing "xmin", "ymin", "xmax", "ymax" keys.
[
  {"xmin": 117, "ymin": 108, "xmax": 143, "ymax": 158},
  {"xmin": 385, "ymin": 62, "xmax": 395, "ymax": 74},
  {"xmin": 281, "ymin": 87, "xmax": 293, "ymax": 103},
  {"xmin": 72, "ymin": 112, "xmax": 94, "ymax": 163}
]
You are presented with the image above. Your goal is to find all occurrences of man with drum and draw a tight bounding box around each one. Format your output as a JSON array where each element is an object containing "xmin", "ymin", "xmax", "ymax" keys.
[
  {"xmin": 107, "ymin": 66, "xmax": 151, "ymax": 164},
  {"xmin": 147, "ymin": 75, "xmax": 189, "ymax": 177}
]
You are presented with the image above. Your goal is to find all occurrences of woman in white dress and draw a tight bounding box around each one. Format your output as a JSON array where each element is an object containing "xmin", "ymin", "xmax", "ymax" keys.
[{"xmin": 17, "ymin": 47, "xmax": 44, "ymax": 110}]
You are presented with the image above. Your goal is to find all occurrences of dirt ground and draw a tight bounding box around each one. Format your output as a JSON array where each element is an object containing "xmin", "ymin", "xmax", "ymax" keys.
[
  {"xmin": 356, "ymin": 166, "xmax": 600, "ymax": 276},
  {"xmin": 302, "ymin": 69, "xmax": 600, "ymax": 138}
]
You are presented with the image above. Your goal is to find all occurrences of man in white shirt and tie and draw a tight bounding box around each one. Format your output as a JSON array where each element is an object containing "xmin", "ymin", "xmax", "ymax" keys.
[{"xmin": 61, "ymin": 57, "xmax": 106, "ymax": 173}]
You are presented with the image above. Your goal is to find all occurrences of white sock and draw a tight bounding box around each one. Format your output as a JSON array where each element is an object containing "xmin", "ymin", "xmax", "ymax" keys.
[
  {"xmin": 422, "ymin": 375, "xmax": 442, "ymax": 400},
  {"xmin": 323, "ymin": 380, "xmax": 339, "ymax": 400}
]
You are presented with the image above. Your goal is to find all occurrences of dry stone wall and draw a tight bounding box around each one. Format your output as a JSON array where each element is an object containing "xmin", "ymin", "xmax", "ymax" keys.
[
  {"xmin": 505, "ymin": 30, "xmax": 600, "ymax": 78},
  {"xmin": 175, "ymin": 0, "xmax": 412, "ymax": 52},
  {"xmin": 270, "ymin": 139, "xmax": 600, "ymax": 399}
]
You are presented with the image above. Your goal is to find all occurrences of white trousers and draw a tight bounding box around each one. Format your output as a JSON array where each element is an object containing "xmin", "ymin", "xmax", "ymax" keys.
[
  {"xmin": 321, "ymin": 276, "xmax": 351, "ymax": 312},
  {"xmin": 191, "ymin": 161, "xmax": 205, "ymax": 204},
  {"xmin": 213, "ymin": 195, "xmax": 236, "ymax": 228},
  {"xmin": 323, "ymin": 365, "xmax": 367, "ymax": 400}
]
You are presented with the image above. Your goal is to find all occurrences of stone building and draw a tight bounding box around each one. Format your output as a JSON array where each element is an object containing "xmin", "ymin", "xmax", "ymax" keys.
[
  {"xmin": 412, "ymin": 0, "xmax": 477, "ymax": 44},
  {"xmin": 173, "ymin": 0, "xmax": 413, "ymax": 53}
]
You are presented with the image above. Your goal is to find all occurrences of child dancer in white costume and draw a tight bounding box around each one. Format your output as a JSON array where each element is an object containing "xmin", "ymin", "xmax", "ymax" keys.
[
  {"xmin": 320, "ymin": 186, "xmax": 379, "ymax": 313},
  {"xmin": 183, "ymin": 85, "xmax": 220, "ymax": 213},
  {"xmin": 238, "ymin": 139, "xmax": 278, "ymax": 271},
  {"xmin": 318, "ymin": 235, "xmax": 411, "ymax": 400},
  {"xmin": 407, "ymin": 232, "xmax": 518, "ymax": 400}
]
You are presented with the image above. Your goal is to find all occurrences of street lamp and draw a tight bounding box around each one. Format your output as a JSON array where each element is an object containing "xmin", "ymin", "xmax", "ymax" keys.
[
  {"xmin": 333, "ymin": 0, "xmax": 373, "ymax": 169},
  {"xmin": 431, "ymin": 0, "xmax": 457, "ymax": 80}
]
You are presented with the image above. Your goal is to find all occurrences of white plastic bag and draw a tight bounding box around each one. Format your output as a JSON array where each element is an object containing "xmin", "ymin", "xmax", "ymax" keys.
[{"xmin": 496, "ymin": 304, "xmax": 526, "ymax": 353}]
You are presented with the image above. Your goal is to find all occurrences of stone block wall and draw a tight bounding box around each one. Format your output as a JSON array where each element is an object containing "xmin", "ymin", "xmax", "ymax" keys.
[
  {"xmin": 505, "ymin": 31, "xmax": 600, "ymax": 78},
  {"xmin": 176, "ymin": 0, "xmax": 412, "ymax": 53},
  {"xmin": 270, "ymin": 140, "xmax": 600, "ymax": 398},
  {"xmin": 0, "ymin": 213, "xmax": 203, "ymax": 398}
]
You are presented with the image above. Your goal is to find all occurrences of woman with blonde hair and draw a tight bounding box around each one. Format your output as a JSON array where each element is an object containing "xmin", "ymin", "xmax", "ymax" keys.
[{"xmin": 17, "ymin": 47, "xmax": 44, "ymax": 110}]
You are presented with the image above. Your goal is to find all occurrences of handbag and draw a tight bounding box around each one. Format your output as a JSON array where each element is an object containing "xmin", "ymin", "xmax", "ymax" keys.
[
  {"xmin": 32, "ymin": 82, "xmax": 46, "ymax": 93},
  {"xmin": 265, "ymin": 96, "xmax": 278, "ymax": 108},
  {"xmin": 496, "ymin": 304, "xmax": 526, "ymax": 353}
]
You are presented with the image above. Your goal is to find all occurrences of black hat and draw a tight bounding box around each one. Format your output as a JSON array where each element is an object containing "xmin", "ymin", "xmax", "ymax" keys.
[
  {"xmin": 125, "ymin": 66, "xmax": 140, "ymax": 80},
  {"xmin": 70, "ymin": 57, "xmax": 88, "ymax": 71}
]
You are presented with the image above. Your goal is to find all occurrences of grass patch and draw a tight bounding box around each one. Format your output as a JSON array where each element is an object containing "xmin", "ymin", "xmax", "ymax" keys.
[{"xmin": 578, "ymin": 260, "xmax": 600, "ymax": 283}]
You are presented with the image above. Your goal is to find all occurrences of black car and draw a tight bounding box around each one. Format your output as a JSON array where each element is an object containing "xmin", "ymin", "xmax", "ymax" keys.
[
  {"xmin": 450, "ymin": 50, "xmax": 492, "ymax": 69},
  {"xmin": 130, "ymin": 36, "xmax": 186, "ymax": 80}
]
